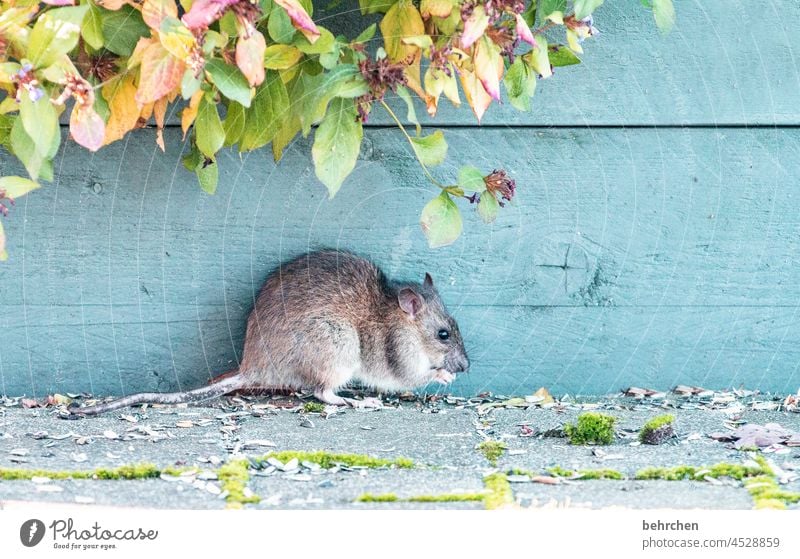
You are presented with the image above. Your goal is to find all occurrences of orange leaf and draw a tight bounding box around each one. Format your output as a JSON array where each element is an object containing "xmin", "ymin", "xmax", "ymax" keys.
[
  {"xmin": 142, "ymin": 0, "xmax": 177, "ymax": 29},
  {"xmin": 135, "ymin": 42, "xmax": 185, "ymax": 105},
  {"xmin": 102, "ymin": 75, "xmax": 140, "ymax": 145},
  {"xmin": 236, "ymin": 31, "xmax": 266, "ymax": 87},
  {"xmin": 154, "ymin": 97, "xmax": 168, "ymax": 151},
  {"xmin": 181, "ymin": 91, "xmax": 203, "ymax": 140}
]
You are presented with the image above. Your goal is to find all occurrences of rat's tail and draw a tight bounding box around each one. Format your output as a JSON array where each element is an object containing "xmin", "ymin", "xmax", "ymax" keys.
[{"xmin": 66, "ymin": 375, "xmax": 245, "ymax": 417}]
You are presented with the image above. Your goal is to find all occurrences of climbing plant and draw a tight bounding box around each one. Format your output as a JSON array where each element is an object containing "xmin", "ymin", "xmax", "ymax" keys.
[{"xmin": 0, "ymin": 0, "xmax": 674, "ymax": 259}]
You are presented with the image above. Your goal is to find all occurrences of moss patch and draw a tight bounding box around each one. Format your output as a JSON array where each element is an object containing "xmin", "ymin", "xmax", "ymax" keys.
[
  {"xmin": 476, "ymin": 440, "xmax": 507, "ymax": 465},
  {"xmin": 0, "ymin": 463, "xmax": 180, "ymax": 481},
  {"xmin": 356, "ymin": 492, "xmax": 485, "ymax": 503},
  {"xmin": 483, "ymin": 473, "xmax": 513, "ymax": 510},
  {"xmin": 218, "ymin": 459, "xmax": 260, "ymax": 509},
  {"xmin": 634, "ymin": 462, "xmax": 766, "ymax": 481},
  {"xmin": 546, "ymin": 466, "xmax": 624, "ymax": 480},
  {"xmin": 261, "ymin": 451, "xmax": 414, "ymax": 469},
  {"xmin": 302, "ymin": 401, "xmax": 325, "ymax": 413},
  {"xmin": 744, "ymin": 476, "xmax": 800, "ymax": 509},
  {"xmin": 639, "ymin": 414, "xmax": 675, "ymax": 445},
  {"xmin": 564, "ymin": 412, "xmax": 616, "ymax": 445}
]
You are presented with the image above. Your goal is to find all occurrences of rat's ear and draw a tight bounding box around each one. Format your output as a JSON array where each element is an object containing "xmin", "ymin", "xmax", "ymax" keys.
[
  {"xmin": 423, "ymin": 273, "xmax": 434, "ymax": 288},
  {"xmin": 398, "ymin": 287, "xmax": 424, "ymax": 318}
]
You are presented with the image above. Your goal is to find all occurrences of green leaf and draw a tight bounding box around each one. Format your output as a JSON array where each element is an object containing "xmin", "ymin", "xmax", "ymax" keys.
[
  {"xmin": 521, "ymin": 0, "xmax": 536, "ymax": 26},
  {"xmin": 526, "ymin": 35, "xmax": 552, "ymax": 79},
  {"xmin": 223, "ymin": 101, "xmax": 247, "ymax": 147},
  {"xmin": 263, "ymin": 44, "xmax": 303, "ymax": 69},
  {"xmin": 82, "ymin": 3, "xmax": 105, "ymax": 51},
  {"xmin": 268, "ymin": 3, "xmax": 297, "ymax": 44},
  {"xmin": 354, "ymin": 23, "xmax": 377, "ymax": 43},
  {"xmin": 420, "ymin": 191, "xmax": 462, "ymax": 248},
  {"xmin": 410, "ymin": 130, "xmax": 447, "ymax": 167},
  {"xmin": 10, "ymin": 117, "xmax": 52, "ymax": 181},
  {"xmin": 548, "ymin": 44, "xmax": 581, "ymax": 66},
  {"xmin": 299, "ymin": 65, "xmax": 369, "ymax": 136},
  {"xmin": 358, "ymin": 0, "xmax": 397, "ymax": 15},
  {"xmin": 573, "ymin": 0, "xmax": 603, "ymax": 20},
  {"xmin": 477, "ymin": 193, "xmax": 499, "ymax": 223},
  {"xmin": 538, "ymin": 0, "xmax": 565, "ymax": 21},
  {"xmin": 457, "ymin": 165, "xmax": 485, "ymax": 193},
  {"xmin": 239, "ymin": 71, "xmax": 288, "ymax": 151},
  {"xmin": 294, "ymin": 27, "xmax": 336, "ymax": 54},
  {"xmin": 19, "ymin": 94, "xmax": 59, "ymax": 157},
  {"xmin": 195, "ymin": 158, "xmax": 218, "ymax": 194},
  {"xmin": 205, "ymin": 59, "xmax": 252, "ymax": 108},
  {"xmin": 311, "ymin": 97, "xmax": 362, "ymax": 197},
  {"xmin": 652, "ymin": 0, "xmax": 675, "ymax": 34},
  {"xmin": 396, "ymin": 86, "xmax": 419, "ymax": 131},
  {"xmin": 195, "ymin": 95, "xmax": 225, "ymax": 158},
  {"xmin": 503, "ymin": 57, "xmax": 536, "ymax": 111},
  {"xmin": 0, "ymin": 176, "xmax": 41, "ymax": 198},
  {"xmin": 181, "ymin": 69, "xmax": 202, "ymax": 99},
  {"xmin": 101, "ymin": 5, "xmax": 149, "ymax": 57},
  {"xmin": 27, "ymin": 5, "xmax": 88, "ymax": 69}
]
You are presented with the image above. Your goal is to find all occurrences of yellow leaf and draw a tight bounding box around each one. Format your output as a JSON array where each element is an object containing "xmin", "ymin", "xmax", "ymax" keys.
[
  {"xmin": 459, "ymin": 69, "xmax": 492, "ymax": 123},
  {"xmin": 102, "ymin": 75, "xmax": 140, "ymax": 145},
  {"xmin": 135, "ymin": 42, "xmax": 185, "ymax": 105},
  {"xmin": 420, "ymin": 0, "xmax": 453, "ymax": 18},
  {"xmin": 566, "ymin": 29, "xmax": 583, "ymax": 54},
  {"xmin": 473, "ymin": 36, "xmax": 503, "ymax": 101},
  {"xmin": 181, "ymin": 90, "xmax": 203, "ymax": 140},
  {"xmin": 380, "ymin": 0, "xmax": 424, "ymax": 62},
  {"xmin": 263, "ymin": 44, "xmax": 303, "ymax": 70}
]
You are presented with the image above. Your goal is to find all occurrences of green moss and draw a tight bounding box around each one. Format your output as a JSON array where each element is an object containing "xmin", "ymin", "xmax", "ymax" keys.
[
  {"xmin": 564, "ymin": 412, "xmax": 616, "ymax": 445},
  {"xmin": 546, "ymin": 466, "xmax": 624, "ymax": 480},
  {"xmin": 356, "ymin": 493, "xmax": 400, "ymax": 502},
  {"xmin": 476, "ymin": 440, "xmax": 507, "ymax": 465},
  {"xmin": 218, "ymin": 459, "xmax": 260, "ymax": 508},
  {"xmin": 744, "ymin": 476, "xmax": 800, "ymax": 506},
  {"xmin": 639, "ymin": 414, "xmax": 675, "ymax": 445},
  {"xmin": 0, "ymin": 463, "xmax": 172, "ymax": 481},
  {"xmin": 483, "ymin": 473, "xmax": 513, "ymax": 510},
  {"xmin": 634, "ymin": 462, "xmax": 766, "ymax": 481},
  {"xmin": 409, "ymin": 493, "xmax": 486, "ymax": 502},
  {"xmin": 355, "ymin": 492, "xmax": 485, "ymax": 503},
  {"xmin": 302, "ymin": 401, "xmax": 326, "ymax": 413},
  {"xmin": 262, "ymin": 451, "xmax": 414, "ymax": 469}
]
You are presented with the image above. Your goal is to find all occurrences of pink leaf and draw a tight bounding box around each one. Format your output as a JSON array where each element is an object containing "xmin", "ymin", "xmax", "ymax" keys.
[
  {"xmin": 474, "ymin": 38, "xmax": 502, "ymax": 101},
  {"xmin": 181, "ymin": 0, "xmax": 238, "ymax": 30},
  {"xmin": 236, "ymin": 31, "xmax": 266, "ymax": 87},
  {"xmin": 460, "ymin": 4, "xmax": 488, "ymax": 49},
  {"xmin": 515, "ymin": 13, "xmax": 536, "ymax": 46},
  {"xmin": 70, "ymin": 106, "xmax": 106, "ymax": 152},
  {"xmin": 274, "ymin": 0, "xmax": 320, "ymax": 43}
]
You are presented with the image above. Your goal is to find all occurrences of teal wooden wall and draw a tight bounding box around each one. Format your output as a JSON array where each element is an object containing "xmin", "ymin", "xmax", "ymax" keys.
[{"xmin": 2, "ymin": 1, "xmax": 799, "ymax": 397}]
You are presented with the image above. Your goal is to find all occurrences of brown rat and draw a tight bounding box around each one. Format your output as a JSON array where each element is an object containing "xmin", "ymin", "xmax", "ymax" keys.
[{"xmin": 69, "ymin": 250, "xmax": 469, "ymax": 416}]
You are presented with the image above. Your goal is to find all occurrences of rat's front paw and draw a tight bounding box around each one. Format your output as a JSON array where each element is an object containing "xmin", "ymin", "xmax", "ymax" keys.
[{"xmin": 432, "ymin": 369, "xmax": 456, "ymax": 385}]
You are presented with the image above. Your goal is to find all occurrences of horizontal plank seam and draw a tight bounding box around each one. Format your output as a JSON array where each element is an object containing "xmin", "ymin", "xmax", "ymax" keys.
[{"xmin": 53, "ymin": 123, "xmax": 800, "ymax": 130}]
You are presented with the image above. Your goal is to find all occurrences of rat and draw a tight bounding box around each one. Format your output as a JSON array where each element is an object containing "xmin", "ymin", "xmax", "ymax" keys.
[{"xmin": 69, "ymin": 250, "xmax": 470, "ymax": 416}]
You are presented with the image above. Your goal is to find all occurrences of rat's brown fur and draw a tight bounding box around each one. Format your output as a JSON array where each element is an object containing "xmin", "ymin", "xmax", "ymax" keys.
[{"xmin": 70, "ymin": 250, "xmax": 469, "ymax": 416}]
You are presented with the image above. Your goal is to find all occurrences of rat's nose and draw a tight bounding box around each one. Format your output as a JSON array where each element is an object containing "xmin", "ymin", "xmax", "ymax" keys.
[{"xmin": 452, "ymin": 355, "xmax": 470, "ymax": 374}]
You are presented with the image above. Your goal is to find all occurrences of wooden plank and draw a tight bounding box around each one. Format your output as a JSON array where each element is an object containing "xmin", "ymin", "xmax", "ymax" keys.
[
  {"xmin": 2, "ymin": 306, "xmax": 799, "ymax": 397},
  {"xmin": 93, "ymin": 0, "xmax": 800, "ymax": 127},
  {"xmin": 1, "ymin": 126, "xmax": 799, "ymax": 395}
]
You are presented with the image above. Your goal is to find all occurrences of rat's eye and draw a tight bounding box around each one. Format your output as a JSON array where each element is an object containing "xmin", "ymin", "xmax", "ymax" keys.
[{"xmin": 437, "ymin": 329, "xmax": 450, "ymax": 341}]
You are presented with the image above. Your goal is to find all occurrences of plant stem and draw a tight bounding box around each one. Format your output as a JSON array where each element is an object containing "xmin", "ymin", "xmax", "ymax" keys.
[{"xmin": 379, "ymin": 99, "xmax": 449, "ymax": 191}]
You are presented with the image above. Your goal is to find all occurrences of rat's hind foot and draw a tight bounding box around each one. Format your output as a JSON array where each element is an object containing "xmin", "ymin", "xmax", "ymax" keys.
[
  {"xmin": 343, "ymin": 396, "xmax": 383, "ymax": 409},
  {"xmin": 314, "ymin": 389, "xmax": 348, "ymax": 406}
]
